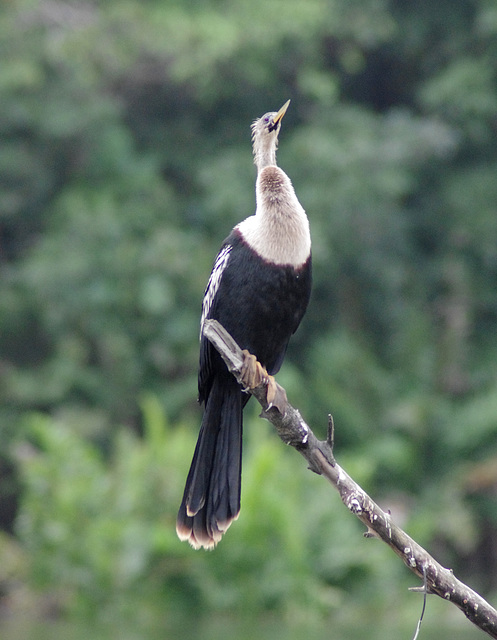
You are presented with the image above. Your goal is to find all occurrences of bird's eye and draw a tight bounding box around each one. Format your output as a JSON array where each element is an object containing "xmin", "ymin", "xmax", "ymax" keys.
[{"xmin": 264, "ymin": 116, "xmax": 270, "ymax": 123}]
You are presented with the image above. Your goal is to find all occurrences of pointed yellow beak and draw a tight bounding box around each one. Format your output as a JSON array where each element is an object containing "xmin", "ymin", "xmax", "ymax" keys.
[{"xmin": 273, "ymin": 99, "xmax": 291, "ymax": 125}]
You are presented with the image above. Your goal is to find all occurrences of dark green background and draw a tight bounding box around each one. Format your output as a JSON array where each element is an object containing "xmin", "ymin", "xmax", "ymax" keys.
[{"xmin": 1, "ymin": 0, "xmax": 496, "ymax": 638}]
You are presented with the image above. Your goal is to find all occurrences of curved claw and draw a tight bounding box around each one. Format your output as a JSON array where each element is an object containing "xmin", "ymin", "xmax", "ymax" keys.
[
  {"xmin": 240, "ymin": 350, "xmax": 287, "ymax": 415},
  {"xmin": 241, "ymin": 350, "xmax": 266, "ymax": 389},
  {"xmin": 265, "ymin": 376, "xmax": 288, "ymax": 415}
]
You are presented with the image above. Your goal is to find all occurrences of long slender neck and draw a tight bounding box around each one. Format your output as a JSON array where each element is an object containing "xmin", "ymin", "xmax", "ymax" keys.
[
  {"xmin": 253, "ymin": 135, "xmax": 278, "ymax": 173},
  {"xmin": 241, "ymin": 122, "xmax": 310, "ymax": 267}
]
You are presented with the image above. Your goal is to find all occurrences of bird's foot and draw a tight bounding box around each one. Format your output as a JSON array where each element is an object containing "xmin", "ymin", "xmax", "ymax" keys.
[
  {"xmin": 241, "ymin": 350, "xmax": 267, "ymax": 389},
  {"xmin": 241, "ymin": 350, "xmax": 288, "ymax": 415}
]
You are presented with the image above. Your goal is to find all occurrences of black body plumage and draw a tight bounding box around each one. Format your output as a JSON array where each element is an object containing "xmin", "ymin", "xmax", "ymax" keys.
[
  {"xmin": 202, "ymin": 231, "xmax": 311, "ymax": 380},
  {"xmin": 176, "ymin": 101, "xmax": 312, "ymax": 549}
]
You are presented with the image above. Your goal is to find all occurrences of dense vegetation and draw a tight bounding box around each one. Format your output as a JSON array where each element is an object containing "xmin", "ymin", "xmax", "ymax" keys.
[{"xmin": 1, "ymin": 0, "xmax": 497, "ymax": 637}]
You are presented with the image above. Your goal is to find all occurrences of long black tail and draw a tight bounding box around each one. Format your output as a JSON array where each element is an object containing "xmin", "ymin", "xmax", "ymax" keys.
[{"xmin": 176, "ymin": 374, "xmax": 243, "ymax": 549}]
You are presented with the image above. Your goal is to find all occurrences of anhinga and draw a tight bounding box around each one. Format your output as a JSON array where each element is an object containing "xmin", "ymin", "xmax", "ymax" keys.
[{"xmin": 176, "ymin": 100, "xmax": 312, "ymax": 549}]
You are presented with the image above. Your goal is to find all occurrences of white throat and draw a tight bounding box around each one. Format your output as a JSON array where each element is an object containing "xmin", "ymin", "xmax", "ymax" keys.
[{"xmin": 236, "ymin": 166, "xmax": 311, "ymax": 267}]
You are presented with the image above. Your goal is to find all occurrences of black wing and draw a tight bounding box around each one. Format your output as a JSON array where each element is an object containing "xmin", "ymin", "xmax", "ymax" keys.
[{"xmin": 198, "ymin": 240, "xmax": 233, "ymax": 405}]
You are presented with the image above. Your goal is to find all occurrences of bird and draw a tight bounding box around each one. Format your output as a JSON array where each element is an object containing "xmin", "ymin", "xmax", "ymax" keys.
[{"xmin": 176, "ymin": 100, "xmax": 312, "ymax": 549}]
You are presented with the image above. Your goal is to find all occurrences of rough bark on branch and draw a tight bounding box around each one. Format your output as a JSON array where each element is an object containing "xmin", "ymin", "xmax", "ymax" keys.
[{"xmin": 203, "ymin": 318, "xmax": 497, "ymax": 639}]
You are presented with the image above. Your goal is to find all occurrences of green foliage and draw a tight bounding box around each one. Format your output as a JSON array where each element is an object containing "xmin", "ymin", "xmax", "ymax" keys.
[
  {"xmin": 13, "ymin": 402, "xmax": 487, "ymax": 639},
  {"xmin": 16, "ymin": 400, "xmax": 179, "ymax": 615},
  {"xmin": 2, "ymin": 0, "xmax": 497, "ymax": 636},
  {"xmin": 14, "ymin": 404, "xmax": 333, "ymax": 619},
  {"xmin": 8, "ymin": 405, "xmax": 388, "ymax": 614}
]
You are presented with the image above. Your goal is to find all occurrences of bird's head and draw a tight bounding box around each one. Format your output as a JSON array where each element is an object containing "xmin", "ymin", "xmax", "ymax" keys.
[{"xmin": 251, "ymin": 100, "xmax": 290, "ymax": 170}]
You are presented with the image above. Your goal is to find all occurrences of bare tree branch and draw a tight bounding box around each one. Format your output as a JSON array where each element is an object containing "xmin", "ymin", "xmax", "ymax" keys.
[{"xmin": 203, "ymin": 318, "xmax": 497, "ymax": 639}]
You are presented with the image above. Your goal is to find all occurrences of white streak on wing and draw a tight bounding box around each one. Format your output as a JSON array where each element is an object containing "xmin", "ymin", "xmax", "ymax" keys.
[{"xmin": 200, "ymin": 244, "xmax": 233, "ymax": 338}]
